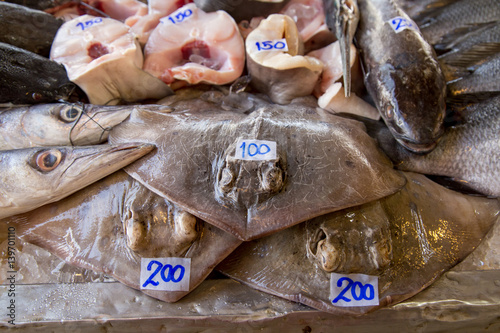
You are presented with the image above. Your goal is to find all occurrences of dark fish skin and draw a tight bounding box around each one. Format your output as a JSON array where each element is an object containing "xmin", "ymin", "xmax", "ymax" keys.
[
  {"xmin": 1, "ymin": 0, "xmax": 71, "ymax": 11},
  {"xmin": 395, "ymin": 0, "xmax": 456, "ymax": 21},
  {"xmin": 193, "ymin": 0, "xmax": 290, "ymax": 22},
  {"xmin": 435, "ymin": 21, "xmax": 500, "ymax": 56},
  {"xmin": 355, "ymin": 0, "xmax": 446, "ymax": 153},
  {"xmin": 0, "ymin": 42, "xmax": 75, "ymax": 104},
  {"xmin": 0, "ymin": 2, "xmax": 63, "ymax": 57},
  {"xmin": 418, "ymin": 0, "xmax": 500, "ymax": 46},
  {"xmin": 372, "ymin": 96, "xmax": 500, "ymax": 197}
]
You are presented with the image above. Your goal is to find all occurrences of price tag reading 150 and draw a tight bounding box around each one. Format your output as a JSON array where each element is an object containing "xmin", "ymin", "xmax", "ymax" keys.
[
  {"xmin": 235, "ymin": 139, "xmax": 277, "ymax": 161},
  {"xmin": 330, "ymin": 273, "xmax": 379, "ymax": 307}
]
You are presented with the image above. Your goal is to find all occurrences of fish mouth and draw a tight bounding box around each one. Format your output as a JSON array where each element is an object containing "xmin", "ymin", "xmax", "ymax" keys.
[{"xmin": 395, "ymin": 136, "xmax": 438, "ymax": 154}]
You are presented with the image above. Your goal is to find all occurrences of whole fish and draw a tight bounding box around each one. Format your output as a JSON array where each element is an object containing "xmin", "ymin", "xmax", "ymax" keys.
[
  {"xmin": 0, "ymin": 103, "xmax": 172, "ymax": 149},
  {"xmin": 0, "ymin": 2, "xmax": 63, "ymax": 57},
  {"xmin": 0, "ymin": 42, "xmax": 75, "ymax": 104},
  {"xmin": 109, "ymin": 96, "xmax": 406, "ymax": 241},
  {"xmin": 323, "ymin": 0, "xmax": 359, "ymax": 97},
  {"xmin": 193, "ymin": 0, "xmax": 291, "ymax": 22},
  {"xmin": 418, "ymin": 0, "xmax": 500, "ymax": 46},
  {"xmin": 372, "ymin": 96, "xmax": 500, "ymax": 197},
  {"xmin": 218, "ymin": 172, "xmax": 500, "ymax": 315},
  {"xmin": 0, "ymin": 142, "xmax": 154, "ymax": 219},
  {"xmin": 355, "ymin": 0, "xmax": 446, "ymax": 153},
  {"xmin": 3, "ymin": 171, "xmax": 242, "ymax": 302}
]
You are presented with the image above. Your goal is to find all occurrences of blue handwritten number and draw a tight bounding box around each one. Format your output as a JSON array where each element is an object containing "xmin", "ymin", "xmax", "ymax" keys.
[
  {"xmin": 332, "ymin": 277, "xmax": 375, "ymax": 304},
  {"xmin": 143, "ymin": 261, "xmax": 185, "ymax": 287},
  {"xmin": 332, "ymin": 277, "xmax": 353, "ymax": 303},
  {"xmin": 167, "ymin": 9, "xmax": 193, "ymax": 24},
  {"xmin": 142, "ymin": 260, "xmax": 162, "ymax": 287},
  {"xmin": 239, "ymin": 142, "xmax": 271, "ymax": 158},
  {"xmin": 76, "ymin": 17, "xmax": 103, "ymax": 31},
  {"xmin": 392, "ymin": 18, "xmax": 412, "ymax": 32},
  {"xmin": 161, "ymin": 264, "xmax": 185, "ymax": 283},
  {"xmin": 255, "ymin": 41, "xmax": 286, "ymax": 51}
]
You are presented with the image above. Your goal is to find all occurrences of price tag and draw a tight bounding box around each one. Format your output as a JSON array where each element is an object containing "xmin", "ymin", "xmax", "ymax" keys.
[
  {"xmin": 330, "ymin": 273, "xmax": 379, "ymax": 307},
  {"xmin": 254, "ymin": 38, "xmax": 289, "ymax": 52},
  {"xmin": 235, "ymin": 139, "xmax": 277, "ymax": 161},
  {"xmin": 160, "ymin": 7, "xmax": 193, "ymax": 25},
  {"xmin": 140, "ymin": 258, "xmax": 190, "ymax": 291},
  {"xmin": 75, "ymin": 17, "xmax": 103, "ymax": 31},
  {"xmin": 388, "ymin": 17, "xmax": 419, "ymax": 33}
]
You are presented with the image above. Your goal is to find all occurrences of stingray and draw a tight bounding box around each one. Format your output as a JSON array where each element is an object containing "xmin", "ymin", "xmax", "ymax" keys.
[
  {"xmin": 108, "ymin": 97, "xmax": 406, "ymax": 240},
  {"xmin": 3, "ymin": 171, "xmax": 241, "ymax": 302},
  {"xmin": 217, "ymin": 172, "xmax": 500, "ymax": 315}
]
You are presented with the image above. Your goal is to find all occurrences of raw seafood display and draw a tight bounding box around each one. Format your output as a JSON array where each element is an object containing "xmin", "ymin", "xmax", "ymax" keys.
[
  {"xmin": 0, "ymin": 0, "xmax": 499, "ymax": 326},
  {"xmin": 108, "ymin": 98, "xmax": 405, "ymax": 241},
  {"xmin": 218, "ymin": 172, "xmax": 500, "ymax": 314},
  {"xmin": 50, "ymin": 14, "xmax": 172, "ymax": 105},
  {"xmin": 3, "ymin": 171, "xmax": 242, "ymax": 302}
]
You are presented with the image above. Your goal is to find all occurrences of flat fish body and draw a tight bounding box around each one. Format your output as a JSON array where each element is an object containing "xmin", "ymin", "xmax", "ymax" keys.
[
  {"xmin": 109, "ymin": 98, "xmax": 406, "ymax": 241},
  {"xmin": 0, "ymin": 42, "xmax": 75, "ymax": 104},
  {"xmin": 2, "ymin": 0, "xmax": 68, "ymax": 11},
  {"xmin": 374, "ymin": 96, "xmax": 500, "ymax": 197},
  {"xmin": 194, "ymin": 0, "xmax": 291, "ymax": 22},
  {"xmin": 3, "ymin": 171, "xmax": 242, "ymax": 302},
  {"xmin": 355, "ymin": 0, "xmax": 446, "ymax": 153},
  {"xmin": 0, "ymin": 2, "xmax": 63, "ymax": 57},
  {"xmin": 217, "ymin": 172, "xmax": 500, "ymax": 315}
]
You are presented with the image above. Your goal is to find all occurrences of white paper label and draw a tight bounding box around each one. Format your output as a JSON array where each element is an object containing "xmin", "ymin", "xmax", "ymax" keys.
[
  {"xmin": 235, "ymin": 139, "xmax": 277, "ymax": 161},
  {"xmin": 160, "ymin": 6, "xmax": 193, "ymax": 25},
  {"xmin": 388, "ymin": 17, "xmax": 419, "ymax": 33},
  {"xmin": 330, "ymin": 273, "xmax": 379, "ymax": 307},
  {"xmin": 254, "ymin": 38, "xmax": 289, "ymax": 52},
  {"xmin": 140, "ymin": 258, "xmax": 190, "ymax": 291}
]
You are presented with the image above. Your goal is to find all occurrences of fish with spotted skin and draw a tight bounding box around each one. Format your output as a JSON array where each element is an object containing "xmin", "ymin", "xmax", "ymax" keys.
[
  {"xmin": 355, "ymin": 0, "xmax": 446, "ymax": 153},
  {"xmin": 3, "ymin": 171, "xmax": 242, "ymax": 302},
  {"xmin": 0, "ymin": 142, "xmax": 154, "ymax": 219},
  {"xmin": 217, "ymin": 172, "xmax": 500, "ymax": 315},
  {"xmin": 0, "ymin": 42, "xmax": 75, "ymax": 104},
  {"xmin": 0, "ymin": 103, "xmax": 172, "ymax": 150},
  {"xmin": 0, "ymin": 2, "xmax": 63, "ymax": 57}
]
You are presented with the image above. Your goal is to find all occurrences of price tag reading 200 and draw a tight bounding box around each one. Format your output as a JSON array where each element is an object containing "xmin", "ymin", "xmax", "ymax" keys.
[
  {"xmin": 140, "ymin": 258, "xmax": 190, "ymax": 291},
  {"xmin": 330, "ymin": 273, "xmax": 379, "ymax": 307},
  {"xmin": 236, "ymin": 139, "xmax": 277, "ymax": 161}
]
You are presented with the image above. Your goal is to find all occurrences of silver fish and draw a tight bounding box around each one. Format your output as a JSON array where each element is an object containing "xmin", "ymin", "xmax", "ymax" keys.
[
  {"xmin": 0, "ymin": 143, "xmax": 154, "ymax": 219},
  {"xmin": 323, "ymin": 0, "xmax": 359, "ymax": 97},
  {"xmin": 372, "ymin": 96, "xmax": 500, "ymax": 197},
  {"xmin": 4, "ymin": 171, "xmax": 241, "ymax": 302},
  {"xmin": 0, "ymin": 103, "xmax": 138, "ymax": 149},
  {"xmin": 395, "ymin": 0, "xmax": 457, "ymax": 21},
  {"xmin": 218, "ymin": 172, "xmax": 500, "ymax": 315}
]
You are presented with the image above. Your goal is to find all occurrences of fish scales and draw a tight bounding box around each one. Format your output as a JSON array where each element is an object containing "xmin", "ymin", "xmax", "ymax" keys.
[
  {"xmin": 418, "ymin": 0, "xmax": 500, "ymax": 46},
  {"xmin": 0, "ymin": 2, "xmax": 63, "ymax": 57},
  {"xmin": 0, "ymin": 42, "xmax": 75, "ymax": 104},
  {"xmin": 355, "ymin": 0, "xmax": 446, "ymax": 153},
  {"xmin": 374, "ymin": 96, "xmax": 500, "ymax": 197}
]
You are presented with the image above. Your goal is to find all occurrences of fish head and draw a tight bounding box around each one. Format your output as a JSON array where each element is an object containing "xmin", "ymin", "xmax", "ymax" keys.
[
  {"xmin": 214, "ymin": 143, "xmax": 287, "ymax": 209},
  {"xmin": 122, "ymin": 182, "xmax": 200, "ymax": 257},
  {"xmin": 306, "ymin": 203, "xmax": 392, "ymax": 274},
  {"xmin": 377, "ymin": 61, "xmax": 446, "ymax": 153}
]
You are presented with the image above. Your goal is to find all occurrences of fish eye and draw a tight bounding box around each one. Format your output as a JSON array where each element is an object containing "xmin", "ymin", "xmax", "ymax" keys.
[
  {"xmin": 261, "ymin": 166, "xmax": 284, "ymax": 193},
  {"xmin": 34, "ymin": 149, "xmax": 63, "ymax": 172},
  {"xmin": 385, "ymin": 105, "xmax": 394, "ymax": 119},
  {"xmin": 59, "ymin": 105, "xmax": 82, "ymax": 122},
  {"xmin": 218, "ymin": 165, "xmax": 236, "ymax": 193}
]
